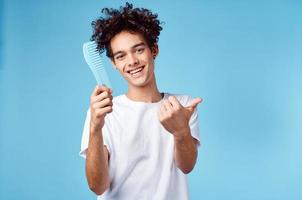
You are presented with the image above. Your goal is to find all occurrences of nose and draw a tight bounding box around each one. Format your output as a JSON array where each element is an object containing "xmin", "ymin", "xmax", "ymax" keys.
[{"xmin": 127, "ymin": 53, "xmax": 139, "ymax": 67}]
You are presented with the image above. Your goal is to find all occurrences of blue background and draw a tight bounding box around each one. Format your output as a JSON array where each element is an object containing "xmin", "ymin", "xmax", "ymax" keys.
[{"xmin": 1, "ymin": 0, "xmax": 301, "ymax": 199}]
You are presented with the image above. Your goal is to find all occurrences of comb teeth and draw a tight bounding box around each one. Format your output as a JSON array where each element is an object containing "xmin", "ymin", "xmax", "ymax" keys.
[{"xmin": 83, "ymin": 41, "xmax": 111, "ymax": 87}]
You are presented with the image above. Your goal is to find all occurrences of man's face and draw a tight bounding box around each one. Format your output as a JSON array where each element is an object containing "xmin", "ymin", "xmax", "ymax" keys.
[{"xmin": 110, "ymin": 31, "xmax": 158, "ymax": 88}]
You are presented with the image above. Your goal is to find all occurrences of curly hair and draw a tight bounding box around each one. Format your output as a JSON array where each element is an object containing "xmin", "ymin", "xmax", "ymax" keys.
[{"xmin": 91, "ymin": 2, "xmax": 163, "ymax": 59}]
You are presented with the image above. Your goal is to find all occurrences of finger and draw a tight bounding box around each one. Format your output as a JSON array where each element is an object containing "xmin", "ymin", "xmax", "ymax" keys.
[
  {"xmin": 99, "ymin": 84, "xmax": 111, "ymax": 92},
  {"xmin": 159, "ymin": 104, "xmax": 166, "ymax": 114},
  {"xmin": 92, "ymin": 85, "xmax": 101, "ymax": 96},
  {"xmin": 92, "ymin": 85, "xmax": 111, "ymax": 97},
  {"xmin": 92, "ymin": 98, "xmax": 113, "ymax": 109},
  {"xmin": 158, "ymin": 105, "xmax": 167, "ymax": 121},
  {"xmin": 102, "ymin": 84, "xmax": 113, "ymax": 94},
  {"xmin": 93, "ymin": 91, "xmax": 113, "ymax": 103},
  {"xmin": 157, "ymin": 107, "xmax": 164, "ymax": 120},
  {"xmin": 186, "ymin": 97, "xmax": 203, "ymax": 112},
  {"xmin": 168, "ymin": 96, "xmax": 182, "ymax": 110},
  {"xmin": 163, "ymin": 100, "xmax": 173, "ymax": 112},
  {"xmin": 95, "ymin": 106, "xmax": 113, "ymax": 117},
  {"xmin": 104, "ymin": 105, "xmax": 113, "ymax": 114}
]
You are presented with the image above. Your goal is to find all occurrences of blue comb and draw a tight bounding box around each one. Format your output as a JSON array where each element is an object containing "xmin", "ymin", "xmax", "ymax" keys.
[{"xmin": 83, "ymin": 41, "xmax": 112, "ymax": 88}]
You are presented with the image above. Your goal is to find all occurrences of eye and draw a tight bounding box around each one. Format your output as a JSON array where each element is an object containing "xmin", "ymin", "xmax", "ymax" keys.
[
  {"xmin": 115, "ymin": 54, "xmax": 125, "ymax": 61},
  {"xmin": 136, "ymin": 48, "xmax": 144, "ymax": 54}
]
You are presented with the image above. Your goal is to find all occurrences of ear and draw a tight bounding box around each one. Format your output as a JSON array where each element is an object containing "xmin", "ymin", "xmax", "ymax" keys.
[{"xmin": 151, "ymin": 44, "xmax": 159, "ymax": 59}]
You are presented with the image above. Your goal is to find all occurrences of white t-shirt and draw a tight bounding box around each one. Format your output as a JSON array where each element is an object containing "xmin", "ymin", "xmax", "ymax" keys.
[{"xmin": 80, "ymin": 93, "xmax": 201, "ymax": 200}]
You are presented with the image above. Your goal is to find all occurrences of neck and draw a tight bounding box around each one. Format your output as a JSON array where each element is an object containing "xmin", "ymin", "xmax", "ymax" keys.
[{"xmin": 126, "ymin": 79, "xmax": 163, "ymax": 103}]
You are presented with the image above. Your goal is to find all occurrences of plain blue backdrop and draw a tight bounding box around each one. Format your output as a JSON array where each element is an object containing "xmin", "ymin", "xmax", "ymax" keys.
[{"xmin": 0, "ymin": 0, "xmax": 301, "ymax": 199}]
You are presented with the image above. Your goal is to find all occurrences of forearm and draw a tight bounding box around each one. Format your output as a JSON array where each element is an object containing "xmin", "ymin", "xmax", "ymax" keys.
[
  {"xmin": 86, "ymin": 126, "xmax": 109, "ymax": 195},
  {"xmin": 174, "ymin": 128, "xmax": 197, "ymax": 174}
]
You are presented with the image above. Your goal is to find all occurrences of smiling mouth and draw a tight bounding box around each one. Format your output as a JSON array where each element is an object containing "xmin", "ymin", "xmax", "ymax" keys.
[{"xmin": 127, "ymin": 66, "xmax": 145, "ymax": 75}]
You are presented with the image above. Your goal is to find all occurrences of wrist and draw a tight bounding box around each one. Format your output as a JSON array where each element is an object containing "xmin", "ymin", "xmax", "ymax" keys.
[
  {"xmin": 173, "ymin": 127, "xmax": 191, "ymax": 142},
  {"xmin": 90, "ymin": 121, "xmax": 103, "ymax": 134}
]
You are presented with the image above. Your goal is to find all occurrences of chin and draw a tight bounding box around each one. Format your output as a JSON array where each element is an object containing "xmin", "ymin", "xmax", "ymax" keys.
[
  {"xmin": 130, "ymin": 81, "xmax": 148, "ymax": 87},
  {"xmin": 129, "ymin": 78, "xmax": 150, "ymax": 87}
]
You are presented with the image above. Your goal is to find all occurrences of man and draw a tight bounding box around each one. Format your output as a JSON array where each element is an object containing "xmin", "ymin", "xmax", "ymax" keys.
[{"xmin": 80, "ymin": 3, "xmax": 202, "ymax": 200}]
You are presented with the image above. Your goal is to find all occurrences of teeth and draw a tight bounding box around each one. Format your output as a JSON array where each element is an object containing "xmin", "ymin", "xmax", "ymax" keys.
[{"xmin": 129, "ymin": 67, "xmax": 143, "ymax": 75}]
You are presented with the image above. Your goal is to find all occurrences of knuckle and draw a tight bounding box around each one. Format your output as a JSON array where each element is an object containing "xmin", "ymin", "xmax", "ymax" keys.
[
  {"xmin": 106, "ymin": 98, "xmax": 111, "ymax": 103},
  {"xmin": 103, "ymin": 91, "xmax": 108, "ymax": 96},
  {"xmin": 105, "ymin": 106, "xmax": 112, "ymax": 114},
  {"xmin": 103, "ymin": 98, "xmax": 111, "ymax": 105}
]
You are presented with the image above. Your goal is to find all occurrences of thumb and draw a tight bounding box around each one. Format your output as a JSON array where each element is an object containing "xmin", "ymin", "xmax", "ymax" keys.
[{"xmin": 185, "ymin": 97, "xmax": 203, "ymax": 113}]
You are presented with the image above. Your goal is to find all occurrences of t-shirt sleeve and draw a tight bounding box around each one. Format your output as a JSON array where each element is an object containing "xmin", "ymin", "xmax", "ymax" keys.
[
  {"xmin": 189, "ymin": 108, "xmax": 201, "ymax": 147},
  {"xmin": 79, "ymin": 108, "xmax": 112, "ymax": 159},
  {"xmin": 185, "ymin": 96, "xmax": 201, "ymax": 147}
]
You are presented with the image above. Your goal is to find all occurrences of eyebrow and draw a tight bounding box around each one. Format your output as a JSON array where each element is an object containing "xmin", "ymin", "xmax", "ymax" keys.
[{"xmin": 112, "ymin": 42, "xmax": 146, "ymax": 57}]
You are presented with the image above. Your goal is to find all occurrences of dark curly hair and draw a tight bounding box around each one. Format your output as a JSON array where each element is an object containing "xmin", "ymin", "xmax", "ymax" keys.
[{"xmin": 91, "ymin": 2, "xmax": 163, "ymax": 59}]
